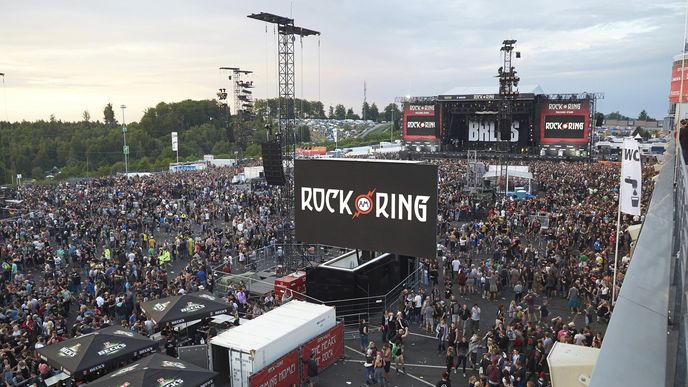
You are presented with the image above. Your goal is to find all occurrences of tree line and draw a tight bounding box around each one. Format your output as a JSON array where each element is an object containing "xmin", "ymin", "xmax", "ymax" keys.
[{"xmin": 0, "ymin": 98, "xmax": 401, "ymax": 184}]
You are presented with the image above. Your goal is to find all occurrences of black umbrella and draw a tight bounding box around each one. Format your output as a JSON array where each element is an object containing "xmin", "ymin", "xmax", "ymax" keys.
[
  {"xmin": 140, "ymin": 291, "xmax": 229, "ymax": 326},
  {"xmin": 84, "ymin": 354, "xmax": 217, "ymax": 387},
  {"xmin": 37, "ymin": 326, "xmax": 158, "ymax": 376}
]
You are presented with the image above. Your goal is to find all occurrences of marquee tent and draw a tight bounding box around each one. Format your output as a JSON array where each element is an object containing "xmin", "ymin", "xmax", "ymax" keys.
[
  {"xmin": 140, "ymin": 291, "xmax": 229, "ymax": 326},
  {"xmin": 37, "ymin": 326, "xmax": 157, "ymax": 376}
]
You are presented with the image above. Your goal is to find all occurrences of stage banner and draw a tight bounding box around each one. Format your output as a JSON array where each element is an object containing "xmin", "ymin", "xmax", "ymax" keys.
[
  {"xmin": 301, "ymin": 324, "xmax": 344, "ymax": 382},
  {"xmin": 670, "ymin": 64, "xmax": 688, "ymax": 103},
  {"xmin": 620, "ymin": 138, "xmax": 642, "ymax": 216},
  {"xmin": 539, "ymin": 99, "xmax": 590, "ymax": 145},
  {"xmin": 295, "ymin": 159, "xmax": 438, "ymax": 258},
  {"xmin": 249, "ymin": 349, "xmax": 299, "ymax": 387},
  {"xmin": 403, "ymin": 102, "xmax": 439, "ymax": 140}
]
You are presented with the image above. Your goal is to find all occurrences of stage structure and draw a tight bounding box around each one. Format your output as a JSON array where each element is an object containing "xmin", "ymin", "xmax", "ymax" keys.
[
  {"xmin": 536, "ymin": 93, "xmax": 604, "ymax": 158},
  {"xmin": 400, "ymin": 40, "xmax": 604, "ymax": 160},
  {"xmin": 248, "ymin": 12, "xmax": 320, "ymax": 272},
  {"xmin": 219, "ymin": 67, "xmax": 255, "ymax": 145}
]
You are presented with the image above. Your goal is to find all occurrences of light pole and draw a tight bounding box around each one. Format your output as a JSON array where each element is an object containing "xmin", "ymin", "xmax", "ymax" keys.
[
  {"xmin": 391, "ymin": 106, "xmax": 394, "ymax": 142},
  {"xmin": 120, "ymin": 104, "xmax": 128, "ymax": 175}
]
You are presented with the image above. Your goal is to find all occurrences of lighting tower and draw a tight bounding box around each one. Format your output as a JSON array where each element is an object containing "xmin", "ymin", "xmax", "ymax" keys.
[
  {"xmin": 220, "ymin": 67, "xmax": 255, "ymax": 146},
  {"xmin": 248, "ymin": 12, "xmax": 320, "ymax": 270},
  {"xmin": 497, "ymin": 40, "xmax": 520, "ymax": 194}
]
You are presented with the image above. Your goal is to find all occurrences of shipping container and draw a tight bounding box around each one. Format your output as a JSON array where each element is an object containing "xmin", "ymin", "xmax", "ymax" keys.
[{"xmin": 209, "ymin": 301, "xmax": 335, "ymax": 387}]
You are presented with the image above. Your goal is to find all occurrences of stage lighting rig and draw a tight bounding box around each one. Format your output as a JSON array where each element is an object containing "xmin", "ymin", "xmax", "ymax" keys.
[{"xmin": 248, "ymin": 11, "xmax": 320, "ymax": 272}]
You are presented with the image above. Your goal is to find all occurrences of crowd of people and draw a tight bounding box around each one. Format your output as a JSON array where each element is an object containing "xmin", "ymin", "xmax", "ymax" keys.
[
  {"xmin": 0, "ymin": 153, "xmax": 660, "ymax": 387},
  {"xmin": 362, "ymin": 158, "xmax": 656, "ymax": 387},
  {"xmin": 0, "ymin": 165, "xmax": 289, "ymax": 385}
]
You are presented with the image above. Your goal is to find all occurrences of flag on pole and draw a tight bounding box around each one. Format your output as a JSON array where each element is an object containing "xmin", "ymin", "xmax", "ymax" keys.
[
  {"xmin": 620, "ymin": 138, "xmax": 642, "ymax": 216},
  {"xmin": 171, "ymin": 132, "xmax": 178, "ymax": 152}
]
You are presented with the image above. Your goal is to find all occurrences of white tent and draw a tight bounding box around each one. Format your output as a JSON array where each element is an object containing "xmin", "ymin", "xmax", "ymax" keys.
[
  {"xmin": 627, "ymin": 224, "xmax": 642, "ymax": 242},
  {"xmin": 547, "ymin": 342, "xmax": 600, "ymax": 387},
  {"xmin": 482, "ymin": 165, "xmax": 534, "ymax": 192}
]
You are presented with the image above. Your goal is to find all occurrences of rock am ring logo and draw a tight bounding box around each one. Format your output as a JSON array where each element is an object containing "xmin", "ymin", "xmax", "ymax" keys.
[{"xmin": 353, "ymin": 189, "xmax": 375, "ymax": 219}]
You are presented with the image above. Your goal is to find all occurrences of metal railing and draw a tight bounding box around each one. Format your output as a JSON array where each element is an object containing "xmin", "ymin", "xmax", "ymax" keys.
[
  {"xmin": 313, "ymin": 266, "xmax": 423, "ymax": 331},
  {"xmin": 590, "ymin": 140, "xmax": 684, "ymax": 387},
  {"xmin": 211, "ymin": 243, "xmax": 349, "ymax": 277},
  {"xmin": 672, "ymin": 141, "xmax": 688, "ymax": 386}
]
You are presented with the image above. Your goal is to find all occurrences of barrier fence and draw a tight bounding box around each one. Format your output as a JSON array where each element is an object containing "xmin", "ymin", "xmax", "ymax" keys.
[{"xmin": 590, "ymin": 140, "xmax": 686, "ymax": 387}]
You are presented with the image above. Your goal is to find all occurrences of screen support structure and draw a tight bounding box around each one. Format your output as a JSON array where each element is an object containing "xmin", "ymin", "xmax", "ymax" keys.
[
  {"xmin": 248, "ymin": 12, "xmax": 320, "ymax": 271},
  {"xmin": 541, "ymin": 93, "xmax": 604, "ymax": 159},
  {"xmin": 498, "ymin": 39, "xmax": 520, "ymax": 154}
]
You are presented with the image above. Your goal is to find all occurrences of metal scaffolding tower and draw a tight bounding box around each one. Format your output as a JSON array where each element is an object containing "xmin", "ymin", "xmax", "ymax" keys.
[{"xmin": 248, "ymin": 12, "xmax": 320, "ymax": 271}]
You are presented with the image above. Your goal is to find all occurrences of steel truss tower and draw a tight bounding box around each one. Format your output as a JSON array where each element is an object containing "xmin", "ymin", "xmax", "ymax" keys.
[{"xmin": 248, "ymin": 12, "xmax": 319, "ymax": 271}]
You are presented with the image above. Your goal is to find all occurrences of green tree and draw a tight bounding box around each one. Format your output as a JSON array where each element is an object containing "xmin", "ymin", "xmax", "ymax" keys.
[
  {"xmin": 312, "ymin": 101, "xmax": 325, "ymax": 118},
  {"xmin": 31, "ymin": 166, "xmax": 43, "ymax": 180},
  {"xmin": 345, "ymin": 108, "xmax": 360, "ymax": 120},
  {"xmin": 334, "ymin": 104, "xmax": 346, "ymax": 120},
  {"xmin": 638, "ymin": 110, "xmax": 655, "ymax": 121},
  {"xmin": 605, "ymin": 111, "xmax": 631, "ymax": 121},
  {"xmin": 369, "ymin": 103, "xmax": 380, "ymax": 122},
  {"xmin": 381, "ymin": 103, "xmax": 401, "ymax": 125},
  {"xmin": 361, "ymin": 101, "xmax": 370, "ymax": 121},
  {"xmin": 632, "ymin": 126, "xmax": 650, "ymax": 140},
  {"xmin": 328, "ymin": 105, "xmax": 335, "ymax": 119},
  {"xmin": 103, "ymin": 103, "xmax": 117, "ymax": 126},
  {"xmin": 82, "ymin": 110, "xmax": 91, "ymax": 123}
]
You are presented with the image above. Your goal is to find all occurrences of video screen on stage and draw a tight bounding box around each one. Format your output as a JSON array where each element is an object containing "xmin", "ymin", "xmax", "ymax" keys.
[
  {"xmin": 538, "ymin": 99, "xmax": 590, "ymax": 145},
  {"xmin": 444, "ymin": 114, "xmax": 531, "ymax": 146},
  {"xmin": 403, "ymin": 103, "xmax": 439, "ymax": 140},
  {"xmin": 294, "ymin": 159, "xmax": 438, "ymax": 258}
]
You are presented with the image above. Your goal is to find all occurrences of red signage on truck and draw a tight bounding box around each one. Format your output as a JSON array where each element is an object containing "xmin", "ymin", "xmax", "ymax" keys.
[
  {"xmin": 301, "ymin": 324, "xmax": 344, "ymax": 382},
  {"xmin": 249, "ymin": 349, "xmax": 299, "ymax": 387}
]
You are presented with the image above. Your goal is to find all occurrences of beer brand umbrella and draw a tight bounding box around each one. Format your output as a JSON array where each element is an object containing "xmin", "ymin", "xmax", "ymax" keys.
[
  {"xmin": 140, "ymin": 291, "xmax": 229, "ymax": 326},
  {"xmin": 37, "ymin": 326, "xmax": 158, "ymax": 376},
  {"xmin": 84, "ymin": 354, "xmax": 217, "ymax": 387}
]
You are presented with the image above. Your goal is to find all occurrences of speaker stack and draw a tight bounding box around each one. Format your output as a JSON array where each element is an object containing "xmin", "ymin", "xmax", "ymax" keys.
[{"xmin": 261, "ymin": 141, "xmax": 286, "ymax": 186}]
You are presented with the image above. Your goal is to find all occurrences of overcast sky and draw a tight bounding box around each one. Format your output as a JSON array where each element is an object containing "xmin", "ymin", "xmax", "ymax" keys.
[{"xmin": 0, "ymin": 0, "xmax": 685, "ymax": 123}]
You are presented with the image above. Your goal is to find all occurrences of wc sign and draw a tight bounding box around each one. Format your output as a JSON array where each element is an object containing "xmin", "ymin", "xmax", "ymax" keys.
[{"xmin": 620, "ymin": 138, "xmax": 642, "ymax": 216}]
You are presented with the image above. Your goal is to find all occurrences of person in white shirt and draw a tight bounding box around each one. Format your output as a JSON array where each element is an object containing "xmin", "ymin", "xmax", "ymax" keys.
[
  {"xmin": 451, "ymin": 257, "xmax": 461, "ymax": 280},
  {"xmin": 470, "ymin": 304, "xmax": 481, "ymax": 333}
]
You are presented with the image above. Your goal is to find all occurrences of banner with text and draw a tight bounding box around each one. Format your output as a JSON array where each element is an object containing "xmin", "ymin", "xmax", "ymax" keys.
[
  {"xmin": 295, "ymin": 159, "xmax": 438, "ymax": 258},
  {"xmin": 248, "ymin": 349, "xmax": 299, "ymax": 387},
  {"xmin": 171, "ymin": 132, "xmax": 179, "ymax": 152},
  {"xmin": 670, "ymin": 64, "xmax": 688, "ymax": 104},
  {"xmin": 444, "ymin": 113, "xmax": 530, "ymax": 146},
  {"xmin": 403, "ymin": 102, "xmax": 440, "ymax": 140},
  {"xmin": 538, "ymin": 99, "xmax": 590, "ymax": 145},
  {"xmin": 301, "ymin": 324, "xmax": 344, "ymax": 382},
  {"xmin": 620, "ymin": 138, "xmax": 642, "ymax": 216}
]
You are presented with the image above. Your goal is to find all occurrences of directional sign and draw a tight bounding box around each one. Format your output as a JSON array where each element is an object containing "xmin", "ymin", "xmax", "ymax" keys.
[{"xmin": 123, "ymin": 145, "xmax": 129, "ymax": 155}]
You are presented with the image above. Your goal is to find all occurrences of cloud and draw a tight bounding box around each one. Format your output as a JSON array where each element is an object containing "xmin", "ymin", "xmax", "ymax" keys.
[{"xmin": 0, "ymin": 0, "xmax": 685, "ymax": 121}]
